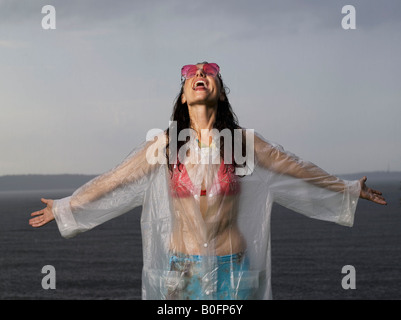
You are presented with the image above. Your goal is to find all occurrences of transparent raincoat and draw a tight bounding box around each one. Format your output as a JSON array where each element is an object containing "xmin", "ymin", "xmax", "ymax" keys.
[{"xmin": 52, "ymin": 129, "xmax": 361, "ymax": 300}]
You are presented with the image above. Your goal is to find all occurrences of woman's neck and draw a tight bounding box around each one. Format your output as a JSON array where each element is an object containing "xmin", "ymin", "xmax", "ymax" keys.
[{"xmin": 188, "ymin": 105, "xmax": 217, "ymax": 145}]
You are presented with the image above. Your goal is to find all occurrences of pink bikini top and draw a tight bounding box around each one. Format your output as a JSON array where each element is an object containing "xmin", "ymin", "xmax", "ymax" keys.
[{"xmin": 170, "ymin": 162, "xmax": 241, "ymax": 198}]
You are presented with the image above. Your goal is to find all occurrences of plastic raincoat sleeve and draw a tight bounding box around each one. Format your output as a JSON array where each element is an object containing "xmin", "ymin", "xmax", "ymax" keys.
[
  {"xmin": 254, "ymin": 133, "xmax": 361, "ymax": 226},
  {"xmin": 52, "ymin": 137, "xmax": 163, "ymax": 238}
]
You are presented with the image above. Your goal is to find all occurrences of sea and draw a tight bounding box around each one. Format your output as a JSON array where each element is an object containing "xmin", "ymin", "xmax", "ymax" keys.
[{"xmin": 0, "ymin": 179, "xmax": 400, "ymax": 300}]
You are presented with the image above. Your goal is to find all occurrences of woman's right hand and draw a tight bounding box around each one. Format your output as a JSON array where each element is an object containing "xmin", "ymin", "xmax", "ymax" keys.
[{"xmin": 29, "ymin": 198, "xmax": 55, "ymax": 228}]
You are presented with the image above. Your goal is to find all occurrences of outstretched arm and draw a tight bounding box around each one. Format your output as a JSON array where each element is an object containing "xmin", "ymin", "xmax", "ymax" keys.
[
  {"xmin": 28, "ymin": 133, "xmax": 167, "ymax": 236},
  {"xmin": 28, "ymin": 143, "xmax": 153, "ymax": 229},
  {"xmin": 68, "ymin": 138, "xmax": 157, "ymax": 210},
  {"xmin": 254, "ymin": 133, "xmax": 386, "ymax": 205}
]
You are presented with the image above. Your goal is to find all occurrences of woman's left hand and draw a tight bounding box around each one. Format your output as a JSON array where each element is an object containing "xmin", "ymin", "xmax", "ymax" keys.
[{"xmin": 359, "ymin": 176, "xmax": 387, "ymax": 205}]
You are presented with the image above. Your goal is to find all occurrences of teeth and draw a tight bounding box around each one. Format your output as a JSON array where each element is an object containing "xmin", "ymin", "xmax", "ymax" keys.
[{"xmin": 194, "ymin": 80, "xmax": 206, "ymax": 89}]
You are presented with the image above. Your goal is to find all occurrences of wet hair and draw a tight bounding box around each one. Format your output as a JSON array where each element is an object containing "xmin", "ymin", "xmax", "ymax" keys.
[{"xmin": 165, "ymin": 62, "xmax": 246, "ymax": 174}]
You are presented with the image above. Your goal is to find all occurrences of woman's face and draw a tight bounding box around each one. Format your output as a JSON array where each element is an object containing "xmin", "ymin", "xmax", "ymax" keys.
[{"xmin": 181, "ymin": 63, "xmax": 223, "ymax": 108}]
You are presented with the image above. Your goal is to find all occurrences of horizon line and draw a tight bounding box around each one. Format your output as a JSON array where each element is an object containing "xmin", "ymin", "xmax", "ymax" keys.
[{"xmin": 1, "ymin": 170, "xmax": 401, "ymax": 178}]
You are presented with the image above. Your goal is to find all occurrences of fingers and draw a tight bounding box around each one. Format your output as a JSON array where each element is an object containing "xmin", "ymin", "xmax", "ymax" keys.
[
  {"xmin": 30, "ymin": 209, "xmax": 43, "ymax": 217},
  {"xmin": 29, "ymin": 198, "xmax": 56, "ymax": 228},
  {"xmin": 371, "ymin": 188, "xmax": 386, "ymax": 204},
  {"xmin": 29, "ymin": 218, "xmax": 40, "ymax": 227},
  {"xmin": 369, "ymin": 192, "xmax": 387, "ymax": 205},
  {"xmin": 30, "ymin": 219, "xmax": 46, "ymax": 228},
  {"xmin": 29, "ymin": 213, "xmax": 45, "ymax": 227},
  {"xmin": 374, "ymin": 198, "xmax": 387, "ymax": 205},
  {"xmin": 371, "ymin": 189, "xmax": 382, "ymax": 195},
  {"xmin": 29, "ymin": 209, "xmax": 52, "ymax": 227},
  {"xmin": 360, "ymin": 185, "xmax": 387, "ymax": 205}
]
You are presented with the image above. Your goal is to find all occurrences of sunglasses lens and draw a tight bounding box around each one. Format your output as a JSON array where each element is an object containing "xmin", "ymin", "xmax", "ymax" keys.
[
  {"xmin": 203, "ymin": 63, "xmax": 220, "ymax": 76},
  {"xmin": 181, "ymin": 65, "xmax": 198, "ymax": 79}
]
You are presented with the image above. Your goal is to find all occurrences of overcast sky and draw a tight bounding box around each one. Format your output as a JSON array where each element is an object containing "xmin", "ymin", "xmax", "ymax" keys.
[{"xmin": 1, "ymin": 0, "xmax": 400, "ymax": 176}]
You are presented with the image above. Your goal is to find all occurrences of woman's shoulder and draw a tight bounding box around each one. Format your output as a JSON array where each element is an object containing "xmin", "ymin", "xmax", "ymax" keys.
[{"xmin": 237, "ymin": 128, "xmax": 281, "ymax": 152}]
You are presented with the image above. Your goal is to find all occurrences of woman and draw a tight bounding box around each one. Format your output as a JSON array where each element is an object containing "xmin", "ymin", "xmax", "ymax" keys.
[{"xmin": 29, "ymin": 62, "xmax": 386, "ymax": 300}]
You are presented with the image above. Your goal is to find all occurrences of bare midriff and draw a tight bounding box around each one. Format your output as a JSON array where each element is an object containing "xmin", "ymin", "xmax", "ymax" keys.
[{"xmin": 169, "ymin": 194, "xmax": 246, "ymax": 256}]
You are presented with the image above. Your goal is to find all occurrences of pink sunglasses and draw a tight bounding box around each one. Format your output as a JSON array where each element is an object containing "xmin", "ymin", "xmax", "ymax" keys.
[{"xmin": 181, "ymin": 63, "xmax": 220, "ymax": 81}]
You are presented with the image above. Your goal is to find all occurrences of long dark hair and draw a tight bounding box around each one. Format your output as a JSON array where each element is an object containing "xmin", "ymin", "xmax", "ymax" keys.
[{"xmin": 165, "ymin": 64, "xmax": 246, "ymax": 174}]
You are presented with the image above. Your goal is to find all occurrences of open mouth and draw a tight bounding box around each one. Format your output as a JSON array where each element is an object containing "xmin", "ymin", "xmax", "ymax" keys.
[{"xmin": 193, "ymin": 80, "xmax": 208, "ymax": 91}]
